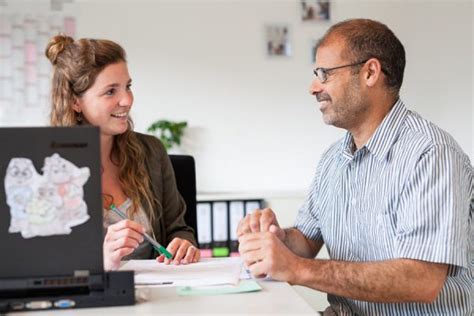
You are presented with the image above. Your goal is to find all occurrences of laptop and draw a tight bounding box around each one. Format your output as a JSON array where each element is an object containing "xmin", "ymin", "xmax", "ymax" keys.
[{"xmin": 0, "ymin": 126, "xmax": 134, "ymax": 313}]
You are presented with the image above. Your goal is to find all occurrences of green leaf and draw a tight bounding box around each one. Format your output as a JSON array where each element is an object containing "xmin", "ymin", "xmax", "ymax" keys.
[{"xmin": 147, "ymin": 119, "xmax": 188, "ymax": 150}]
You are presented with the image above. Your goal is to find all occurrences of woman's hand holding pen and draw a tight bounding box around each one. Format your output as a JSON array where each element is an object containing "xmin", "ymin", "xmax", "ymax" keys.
[
  {"xmin": 103, "ymin": 219, "xmax": 145, "ymax": 271},
  {"xmin": 156, "ymin": 237, "xmax": 200, "ymax": 265}
]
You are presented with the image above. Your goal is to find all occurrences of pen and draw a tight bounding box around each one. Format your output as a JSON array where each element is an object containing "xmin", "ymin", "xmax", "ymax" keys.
[{"xmin": 110, "ymin": 203, "xmax": 173, "ymax": 259}]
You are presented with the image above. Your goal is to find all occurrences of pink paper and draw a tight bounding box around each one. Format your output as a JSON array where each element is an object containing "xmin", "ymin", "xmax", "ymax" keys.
[
  {"xmin": 25, "ymin": 41, "xmax": 36, "ymax": 63},
  {"xmin": 64, "ymin": 17, "xmax": 76, "ymax": 37},
  {"xmin": 25, "ymin": 64, "xmax": 37, "ymax": 84}
]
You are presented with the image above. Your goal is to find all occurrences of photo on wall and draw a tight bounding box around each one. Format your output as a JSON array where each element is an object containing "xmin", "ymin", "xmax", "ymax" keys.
[
  {"xmin": 265, "ymin": 25, "xmax": 291, "ymax": 57},
  {"xmin": 301, "ymin": 0, "xmax": 330, "ymax": 22}
]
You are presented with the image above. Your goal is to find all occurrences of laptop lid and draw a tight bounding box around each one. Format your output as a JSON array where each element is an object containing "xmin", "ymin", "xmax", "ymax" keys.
[{"xmin": 0, "ymin": 126, "xmax": 103, "ymax": 279}]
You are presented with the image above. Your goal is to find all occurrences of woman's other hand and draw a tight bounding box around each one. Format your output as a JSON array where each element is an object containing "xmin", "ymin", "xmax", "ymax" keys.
[{"xmin": 156, "ymin": 237, "xmax": 200, "ymax": 265}]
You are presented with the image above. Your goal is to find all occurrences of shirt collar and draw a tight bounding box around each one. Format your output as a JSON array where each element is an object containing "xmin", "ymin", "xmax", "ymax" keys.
[
  {"xmin": 341, "ymin": 131, "xmax": 355, "ymax": 160},
  {"xmin": 341, "ymin": 99, "xmax": 408, "ymax": 161}
]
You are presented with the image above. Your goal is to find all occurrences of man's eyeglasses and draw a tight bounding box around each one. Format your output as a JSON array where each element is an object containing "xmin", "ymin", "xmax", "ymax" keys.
[{"xmin": 313, "ymin": 60, "xmax": 368, "ymax": 83}]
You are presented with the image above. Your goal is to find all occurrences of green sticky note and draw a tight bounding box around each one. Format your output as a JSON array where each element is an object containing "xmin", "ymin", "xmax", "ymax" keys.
[
  {"xmin": 212, "ymin": 247, "xmax": 229, "ymax": 257},
  {"xmin": 176, "ymin": 280, "xmax": 262, "ymax": 296}
]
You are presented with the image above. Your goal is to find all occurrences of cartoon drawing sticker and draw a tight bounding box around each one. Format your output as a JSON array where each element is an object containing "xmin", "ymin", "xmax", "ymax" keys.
[
  {"xmin": 4, "ymin": 154, "xmax": 90, "ymax": 239},
  {"xmin": 42, "ymin": 153, "xmax": 90, "ymax": 228},
  {"xmin": 5, "ymin": 158, "xmax": 40, "ymax": 233},
  {"xmin": 22, "ymin": 182, "xmax": 68, "ymax": 238}
]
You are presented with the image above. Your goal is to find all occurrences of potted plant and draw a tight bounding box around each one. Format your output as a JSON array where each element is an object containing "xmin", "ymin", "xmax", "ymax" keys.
[{"xmin": 147, "ymin": 119, "xmax": 188, "ymax": 151}]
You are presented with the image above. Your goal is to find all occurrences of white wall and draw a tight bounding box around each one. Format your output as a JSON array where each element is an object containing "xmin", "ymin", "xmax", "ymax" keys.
[{"xmin": 2, "ymin": 0, "xmax": 472, "ymax": 197}]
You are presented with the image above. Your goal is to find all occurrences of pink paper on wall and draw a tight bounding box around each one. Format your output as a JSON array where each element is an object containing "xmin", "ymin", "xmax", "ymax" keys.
[
  {"xmin": 25, "ymin": 41, "xmax": 36, "ymax": 63},
  {"xmin": 64, "ymin": 17, "xmax": 76, "ymax": 37},
  {"xmin": 25, "ymin": 64, "xmax": 37, "ymax": 84}
]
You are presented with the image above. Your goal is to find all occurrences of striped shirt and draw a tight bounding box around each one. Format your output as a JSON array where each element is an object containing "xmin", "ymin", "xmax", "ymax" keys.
[{"xmin": 295, "ymin": 99, "xmax": 473, "ymax": 315}]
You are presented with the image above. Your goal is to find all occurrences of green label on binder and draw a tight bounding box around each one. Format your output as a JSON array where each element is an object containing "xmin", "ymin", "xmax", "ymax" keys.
[{"xmin": 212, "ymin": 247, "xmax": 229, "ymax": 257}]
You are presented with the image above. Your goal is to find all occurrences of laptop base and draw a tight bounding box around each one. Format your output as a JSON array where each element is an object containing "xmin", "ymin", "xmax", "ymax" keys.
[{"xmin": 0, "ymin": 271, "xmax": 135, "ymax": 313}]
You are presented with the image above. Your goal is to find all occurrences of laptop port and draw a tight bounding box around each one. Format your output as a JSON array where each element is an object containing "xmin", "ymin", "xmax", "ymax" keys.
[
  {"xmin": 54, "ymin": 299, "xmax": 76, "ymax": 308},
  {"xmin": 10, "ymin": 302, "xmax": 24, "ymax": 310},
  {"xmin": 25, "ymin": 301, "xmax": 52, "ymax": 309}
]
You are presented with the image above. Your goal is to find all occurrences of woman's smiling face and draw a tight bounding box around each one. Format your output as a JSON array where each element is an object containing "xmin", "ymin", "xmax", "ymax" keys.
[{"xmin": 74, "ymin": 61, "xmax": 133, "ymax": 137}]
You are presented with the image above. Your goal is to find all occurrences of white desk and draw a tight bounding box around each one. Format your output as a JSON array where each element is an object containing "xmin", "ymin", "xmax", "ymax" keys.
[{"xmin": 12, "ymin": 280, "xmax": 316, "ymax": 315}]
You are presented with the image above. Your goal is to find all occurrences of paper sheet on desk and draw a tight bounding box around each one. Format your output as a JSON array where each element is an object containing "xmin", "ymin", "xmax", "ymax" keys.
[
  {"xmin": 176, "ymin": 280, "xmax": 262, "ymax": 296},
  {"xmin": 120, "ymin": 257, "xmax": 242, "ymax": 287}
]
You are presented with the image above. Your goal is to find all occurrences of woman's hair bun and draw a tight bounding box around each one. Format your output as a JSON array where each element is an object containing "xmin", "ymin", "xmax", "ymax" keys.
[{"xmin": 45, "ymin": 34, "xmax": 74, "ymax": 65}]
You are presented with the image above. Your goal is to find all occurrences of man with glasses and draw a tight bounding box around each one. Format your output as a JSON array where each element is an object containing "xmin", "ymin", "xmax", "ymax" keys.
[{"xmin": 238, "ymin": 19, "xmax": 472, "ymax": 315}]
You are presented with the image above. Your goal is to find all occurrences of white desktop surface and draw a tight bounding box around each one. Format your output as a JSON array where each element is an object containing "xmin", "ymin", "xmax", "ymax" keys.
[{"xmin": 12, "ymin": 280, "xmax": 316, "ymax": 315}]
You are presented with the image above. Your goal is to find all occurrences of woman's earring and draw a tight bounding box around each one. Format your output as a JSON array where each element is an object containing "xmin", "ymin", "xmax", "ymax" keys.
[{"xmin": 76, "ymin": 112, "xmax": 83, "ymax": 123}]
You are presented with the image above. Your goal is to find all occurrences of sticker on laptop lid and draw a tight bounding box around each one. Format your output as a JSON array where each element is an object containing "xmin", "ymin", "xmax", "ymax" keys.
[{"xmin": 4, "ymin": 154, "xmax": 90, "ymax": 238}]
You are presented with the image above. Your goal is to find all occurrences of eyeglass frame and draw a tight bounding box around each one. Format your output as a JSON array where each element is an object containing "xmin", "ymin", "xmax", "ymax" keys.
[{"xmin": 313, "ymin": 60, "xmax": 369, "ymax": 84}]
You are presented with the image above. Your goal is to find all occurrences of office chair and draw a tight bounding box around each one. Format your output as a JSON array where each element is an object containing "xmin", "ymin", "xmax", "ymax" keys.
[{"xmin": 169, "ymin": 155, "xmax": 198, "ymax": 240}]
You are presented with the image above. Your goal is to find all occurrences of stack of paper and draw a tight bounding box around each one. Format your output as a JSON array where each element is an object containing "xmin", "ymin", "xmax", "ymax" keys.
[{"xmin": 120, "ymin": 257, "xmax": 242, "ymax": 287}]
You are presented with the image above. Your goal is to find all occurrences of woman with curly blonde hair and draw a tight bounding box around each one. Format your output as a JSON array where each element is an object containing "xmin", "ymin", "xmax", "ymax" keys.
[{"xmin": 45, "ymin": 35, "xmax": 199, "ymax": 270}]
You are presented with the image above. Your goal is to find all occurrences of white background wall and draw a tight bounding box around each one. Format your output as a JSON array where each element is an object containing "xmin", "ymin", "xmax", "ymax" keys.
[{"xmin": 2, "ymin": 0, "xmax": 472, "ymax": 196}]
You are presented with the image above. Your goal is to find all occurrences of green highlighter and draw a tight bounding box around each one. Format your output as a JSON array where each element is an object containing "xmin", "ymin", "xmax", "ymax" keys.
[{"xmin": 110, "ymin": 204, "xmax": 173, "ymax": 259}]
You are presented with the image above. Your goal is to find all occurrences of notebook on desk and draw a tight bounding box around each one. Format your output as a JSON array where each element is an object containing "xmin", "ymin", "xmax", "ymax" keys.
[{"xmin": 0, "ymin": 126, "xmax": 134, "ymax": 313}]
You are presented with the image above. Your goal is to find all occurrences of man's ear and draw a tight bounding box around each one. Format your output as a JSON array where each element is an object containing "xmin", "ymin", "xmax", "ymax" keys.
[{"xmin": 364, "ymin": 58, "xmax": 382, "ymax": 87}]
